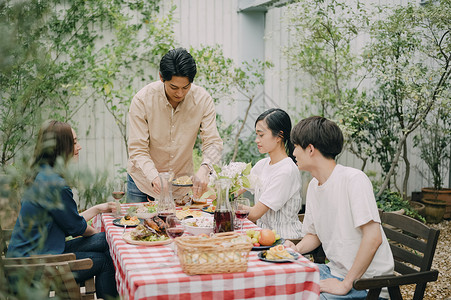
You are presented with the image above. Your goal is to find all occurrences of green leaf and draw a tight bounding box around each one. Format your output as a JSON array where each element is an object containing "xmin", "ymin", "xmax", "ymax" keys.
[{"xmin": 242, "ymin": 162, "xmax": 252, "ymax": 175}]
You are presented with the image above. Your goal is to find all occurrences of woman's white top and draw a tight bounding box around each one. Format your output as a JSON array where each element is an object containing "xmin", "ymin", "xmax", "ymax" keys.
[{"xmin": 251, "ymin": 157, "xmax": 303, "ymax": 239}]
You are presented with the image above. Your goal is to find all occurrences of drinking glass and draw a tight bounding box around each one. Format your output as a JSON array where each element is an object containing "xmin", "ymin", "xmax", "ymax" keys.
[
  {"xmin": 112, "ymin": 180, "xmax": 125, "ymax": 218},
  {"xmin": 234, "ymin": 197, "xmax": 251, "ymax": 233},
  {"xmin": 165, "ymin": 215, "xmax": 184, "ymax": 260},
  {"xmin": 157, "ymin": 172, "xmax": 176, "ymax": 221}
]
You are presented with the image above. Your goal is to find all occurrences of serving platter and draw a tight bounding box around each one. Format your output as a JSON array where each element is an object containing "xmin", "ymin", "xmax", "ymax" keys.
[
  {"xmin": 122, "ymin": 232, "xmax": 172, "ymax": 246},
  {"xmin": 251, "ymin": 238, "xmax": 285, "ymax": 251},
  {"xmin": 258, "ymin": 249, "xmax": 300, "ymax": 263}
]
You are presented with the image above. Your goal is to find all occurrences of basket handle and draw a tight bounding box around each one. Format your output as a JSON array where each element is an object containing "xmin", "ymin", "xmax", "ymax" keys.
[{"xmin": 211, "ymin": 232, "xmax": 240, "ymax": 238}]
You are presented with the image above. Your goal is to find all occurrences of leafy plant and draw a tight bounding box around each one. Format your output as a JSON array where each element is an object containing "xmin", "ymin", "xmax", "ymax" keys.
[
  {"xmin": 0, "ymin": 0, "xmax": 171, "ymax": 168},
  {"xmin": 191, "ymin": 44, "xmax": 273, "ymax": 163},
  {"xmin": 375, "ymin": 189, "xmax": 426, "ymax": 223},
  {"xmin": 284, "ymin": 0, "xmax": 451, "ymax": 200},
  {"xmin": 362, "ymin": 2, "xmax": 450, "ymax": 198},
  {"xmin": 414, "ymin": 99, "xmax": 451, "ymax": 190}
]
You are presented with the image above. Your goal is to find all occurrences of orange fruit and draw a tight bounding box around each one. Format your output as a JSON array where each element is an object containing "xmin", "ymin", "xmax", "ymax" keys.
[{"xmin": 259, "ymin": 229, "xmax": 276, "ymax": 246}]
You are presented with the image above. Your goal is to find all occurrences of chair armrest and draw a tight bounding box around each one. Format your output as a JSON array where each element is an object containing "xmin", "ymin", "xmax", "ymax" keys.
[
  {"xmin": 67, "ymin": 258, "xmax": 93, "ymax": 271},
  {"xmin": 30, "ymin": 253, "xmax": 77, "ymax": 262},
  {"xmin": 353, "ymin": 269, "xmax": 439, "ymax": 290}
]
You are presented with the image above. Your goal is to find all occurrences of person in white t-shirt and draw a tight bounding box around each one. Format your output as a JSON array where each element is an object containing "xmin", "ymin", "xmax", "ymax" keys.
[
  {"xmin": 246, "ymin": 108, "xmax": 303, "ymax": 240},
  {"xmin": 284, "ymin": 116, "xmax": 394, "ymax": 300}
]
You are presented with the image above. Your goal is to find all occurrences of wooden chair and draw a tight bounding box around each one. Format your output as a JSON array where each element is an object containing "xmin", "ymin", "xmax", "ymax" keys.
[
  {"xmin": 353, "ymin": 211, "xmax": 440, "ymax": 300},
  {"xmin": 1, "ymin": 227, "xmax": 96, "ymax": 299},
  {"xmin": 288, "ymin": 214, "xmax": 327, "ymax": 264}
]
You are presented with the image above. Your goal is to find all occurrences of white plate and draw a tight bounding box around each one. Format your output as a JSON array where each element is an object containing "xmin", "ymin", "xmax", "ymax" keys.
[
  {"xmin": 258, "ymin": 249, "xmax": 300, "ymax": 263},
  {"xmin": 122, "ymin": 232, "xmax": 172, "ymax": 246}
]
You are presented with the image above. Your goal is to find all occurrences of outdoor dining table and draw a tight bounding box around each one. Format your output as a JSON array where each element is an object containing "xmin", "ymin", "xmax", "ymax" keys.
[{"xmin": 92, "ymin": 203, "xmax": 320, "ymax": 300}]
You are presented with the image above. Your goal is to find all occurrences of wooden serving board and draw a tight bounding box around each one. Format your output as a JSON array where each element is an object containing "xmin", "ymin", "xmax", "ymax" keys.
[{"xmin": 176, "ymin": 203, "xmax": 207, "ymax": 209}]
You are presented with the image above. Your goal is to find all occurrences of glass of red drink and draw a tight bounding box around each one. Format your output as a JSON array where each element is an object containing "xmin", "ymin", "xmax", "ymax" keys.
[
  {"xmin": 234, "ymin": 197, "xmax": 250, "ymax": 233},
  {"xmin": 165, "ymin": 215, "xmax": 184, "ymax": 260}
]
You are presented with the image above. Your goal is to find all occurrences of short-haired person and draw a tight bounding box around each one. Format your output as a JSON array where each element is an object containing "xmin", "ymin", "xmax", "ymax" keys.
[
  {"xmin": 127, "ymin": 47, "xmax": 223, "ymax": 202},
  {"xmin": 246, "ymin": 108, "xmax": 303, "ymax": 239},
  {"xmin": 7, "ymin": 120, "xmax": 118, "ymax": 299},
  {"xmin": 284, "ymin": 116, "xmax": 394, "ymax": 299}
]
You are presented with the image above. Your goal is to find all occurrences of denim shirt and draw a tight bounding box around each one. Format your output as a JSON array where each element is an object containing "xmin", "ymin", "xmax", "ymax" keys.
[{"xmin": 6, "ymin": 165, "xmax": 87, "ymax": 257}]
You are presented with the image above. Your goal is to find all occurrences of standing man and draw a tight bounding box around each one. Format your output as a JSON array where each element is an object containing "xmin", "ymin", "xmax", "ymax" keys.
[
  {"xmin": 127, "ymin": 48, "xmax": 223, "ymax": 203},
  {"xmin": 285, "ymin": 116, "xmax": 394, "ymax": 299}
]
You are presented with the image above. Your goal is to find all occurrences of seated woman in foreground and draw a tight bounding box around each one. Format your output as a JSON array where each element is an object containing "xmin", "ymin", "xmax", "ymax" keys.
[
  {"xmin": 246, "ymin": 108, "xmax": 303, "ymax": 240},
  {"xmin": 7, "ymin": 120, "xmax": 119, "ymax": 299}
]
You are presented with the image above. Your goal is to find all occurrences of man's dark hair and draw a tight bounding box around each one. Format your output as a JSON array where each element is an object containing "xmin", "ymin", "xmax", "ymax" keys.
[
  {"xmin": 291, "ymin": 116, "xmax": 343, "ymax": 160},
  {"xmin": 159, "ymin": 48, "xmax": 197, "ymax": 82}
]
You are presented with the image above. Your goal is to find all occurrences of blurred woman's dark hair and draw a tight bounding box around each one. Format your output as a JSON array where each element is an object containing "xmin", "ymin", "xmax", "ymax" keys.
[
  {"xmin": 290, "ymin": 116, "xmax": 343, "ymax": 160},
  {"xmin": 159, "ymin": 48, "xmax": 197, "ymax": 82},
  {"xmin": 255, "ymin": 108, "xmax": 296, "ymax": 162},
  {"xmin": 32, "ymin": 120, "xmax": 74, "ymax": 168}
]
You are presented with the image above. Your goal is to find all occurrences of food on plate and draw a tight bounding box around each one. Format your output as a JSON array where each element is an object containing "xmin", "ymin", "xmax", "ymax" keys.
[
  {"xmin": 129, "ymin": 224, "xmax": 169, "ymax": 242},
  {"xmin": 202, "ymin": 205, "xmax": 215, "ymax": 213},
  {"xmin": 120, "ymin": 215, "xmax": 140, "ymax": 226},
  {"xmin": 246, "ymin": 229, "xmax": 281, "ymax": 246},
  {"xmin": 176, "ymin": 207, "xmax": 202, "ymax": 220},
  {"xmin": 183, "ymin": 217, "xmax": 213, "ymax": 228},
  {"xmin": 144, "ymin": 215, "xmax": 167, "ymax": 236},
  {"xmin": 192, "ymin": 197, "xmax": 207, "ymax": 204},
  {"xmin": 128, "ymin": 202, "xmax": 157, "ymax": 217},
  {"xmin": 173, "ymin": 175, "xmax": 192, "ymax": 185},
  {"xmin": 265, "ymin": 245, "xmax": 294, "ymax": 260},
  {"xmin": 182, "ymin": 217, "xmax": 214, "ymax": 235},
  {"xmin": 175, "ymin": 194, "xmax": 193, "ymax": 206}
]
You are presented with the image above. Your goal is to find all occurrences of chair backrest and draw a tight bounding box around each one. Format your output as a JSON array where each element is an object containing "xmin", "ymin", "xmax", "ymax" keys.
[
  {"xmin": 381, "ymin": 212, "xmax": 440, "ymax": 275},
  {"xmin": 3, "ymin": 254, "xmax": 94, "ymax": 299}
]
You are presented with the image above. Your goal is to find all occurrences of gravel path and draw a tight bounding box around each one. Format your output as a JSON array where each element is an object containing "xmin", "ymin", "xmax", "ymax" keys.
[{"xmin": 401, "ymin": 219, "xmax": 451, "ymax": 299}]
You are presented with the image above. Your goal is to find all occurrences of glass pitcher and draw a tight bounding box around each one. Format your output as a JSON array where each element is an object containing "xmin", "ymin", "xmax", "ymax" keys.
[
  {"xmin": 213, "ymin": 178, "xmax": 235, "ymax": 233},
  {"xmin": 157, "ymin": 172, "xmax": 176, "ymax": 222}
]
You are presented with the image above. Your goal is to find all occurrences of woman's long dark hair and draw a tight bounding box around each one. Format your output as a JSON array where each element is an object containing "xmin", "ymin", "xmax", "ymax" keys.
[
  {"xmin": 255, "ymin": 108, "xmax": 296, "ymax": 162},
  {"xmin": 32, "ymin": 120, "xmax": 74, "ymax": 168}
]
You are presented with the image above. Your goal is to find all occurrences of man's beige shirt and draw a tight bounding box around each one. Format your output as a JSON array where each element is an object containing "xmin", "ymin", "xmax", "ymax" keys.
[{"xmin": 127, "ymin": 81, "xmax": 223, "ymax": 199}]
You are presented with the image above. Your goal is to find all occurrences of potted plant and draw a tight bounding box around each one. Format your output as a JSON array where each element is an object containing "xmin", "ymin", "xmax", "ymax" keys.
[
  {"xmin": 375, "ymin": 189, "xmax": 425, "ymax": 223},
  {"xmin": 414, "ymin": 100, "xmax": 451, "ymax": 220}
]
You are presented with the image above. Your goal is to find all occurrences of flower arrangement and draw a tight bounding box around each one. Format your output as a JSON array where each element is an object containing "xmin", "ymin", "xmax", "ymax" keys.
[{"xmin": 211, "ymin": 162, "xmax": 254, "ymax": 199}]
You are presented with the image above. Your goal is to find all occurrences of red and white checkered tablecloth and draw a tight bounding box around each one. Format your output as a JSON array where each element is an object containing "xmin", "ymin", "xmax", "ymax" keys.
[{"xmin": 95, "ymin": 203, "xmax": 320, "ymax": 300}]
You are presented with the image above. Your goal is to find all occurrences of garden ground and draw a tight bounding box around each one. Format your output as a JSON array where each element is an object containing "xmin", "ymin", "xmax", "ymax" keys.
[{"xmin": 401, "ymin": 219, "xmax": 451, "ymax": 299}]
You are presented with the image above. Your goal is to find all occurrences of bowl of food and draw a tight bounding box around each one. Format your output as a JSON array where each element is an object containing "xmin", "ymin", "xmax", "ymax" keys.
[{"xmin": 182, "ymin": 216, "xmax": 214, "ymax": 236}]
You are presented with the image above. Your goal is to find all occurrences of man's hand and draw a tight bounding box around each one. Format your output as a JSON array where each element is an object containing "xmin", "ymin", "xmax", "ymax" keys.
[
  {"xmin": 320, "ymin": 278, "xmax": 352, "ymax": 296},
  {"xmin": 152, "ymin": 177, "xmax": 161, "ymax": 195},
  {"xmin": 193, "ymin": 166, "xmax": 210, "ymax": 198}
]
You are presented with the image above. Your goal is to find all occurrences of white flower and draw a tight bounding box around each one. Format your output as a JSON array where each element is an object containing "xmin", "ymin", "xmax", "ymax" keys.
[{"xmin": 210, "ymin": 162, "xmax": 253, "ymax": 196}]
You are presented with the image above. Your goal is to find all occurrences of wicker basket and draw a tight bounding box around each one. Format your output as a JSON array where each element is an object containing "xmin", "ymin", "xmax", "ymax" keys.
[{"xmin": 174, "ymin": 232, "xmax": 253, "ymax": 275}]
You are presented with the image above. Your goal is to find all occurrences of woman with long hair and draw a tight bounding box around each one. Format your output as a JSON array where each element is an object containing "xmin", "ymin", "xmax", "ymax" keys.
[
  {"xmin": 247, "ymin": 108, "xmax": 303, "ymax": 239},
  {"xmin": 7, "ymin": 120, "xmax": 119, "ymax": 299}
]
